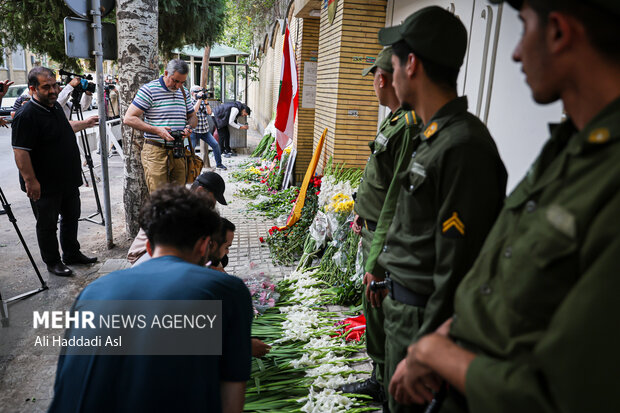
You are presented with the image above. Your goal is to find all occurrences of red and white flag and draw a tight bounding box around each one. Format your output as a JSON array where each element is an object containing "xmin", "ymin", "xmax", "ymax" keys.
[{"xmin": 274, "ymin": 25, "xmax": 299, "ymax": 155}]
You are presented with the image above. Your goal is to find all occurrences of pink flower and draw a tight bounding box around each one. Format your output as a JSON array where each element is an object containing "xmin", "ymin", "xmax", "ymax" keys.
[{"xmin": 267, "ymin": 298, "xmax": 276, "ymax": 307}]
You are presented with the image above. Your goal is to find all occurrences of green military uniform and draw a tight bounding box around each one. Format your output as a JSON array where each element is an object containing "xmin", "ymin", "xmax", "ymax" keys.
[
  {"xmin": 443, "ymin": 98, "xmax": 620, "ymax": 413},
  {"xmin": 353, "ymin": 46, "xmax": 422, "ymax": 391},
  {"xmin": 377, "ymin": 96, "xmax": 507, "ymax": 412},
  {"xmin": 355, "ymin": 107, "xmax": 419, "ymax": 386},
  {"xmin": 376, "ymin": 7, "xmax": 509, "ymax": 411}
]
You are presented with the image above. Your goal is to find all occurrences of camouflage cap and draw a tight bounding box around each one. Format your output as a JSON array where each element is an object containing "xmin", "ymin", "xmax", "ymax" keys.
[
  {"xmin": 488, "ymin": 0, "xmax": 620, "ymax": 15},
  {"xmin": 378, "ymin": 6, "xmax": 467, "ymax": 69},
  {"xmin": 362, "ymin": 47, "xmax": 394, "ymax": 77}
]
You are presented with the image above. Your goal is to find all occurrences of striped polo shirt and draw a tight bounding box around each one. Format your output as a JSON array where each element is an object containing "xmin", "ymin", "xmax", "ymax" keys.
[{"xmin": 132, "ymin": 76, "xmax": 194, "ymax": 142}]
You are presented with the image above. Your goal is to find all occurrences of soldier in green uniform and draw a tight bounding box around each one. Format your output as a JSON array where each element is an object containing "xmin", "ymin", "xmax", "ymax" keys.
[
  {"xmin": 341, "ymin": 47, "xmax": 421, "ymax": 405},
  {"xmin": 375, "ymin": 6, "xmax": 508, "ymax": 412},
  {"xmin": 388, "ymin": 1, "xmax": 620, "ymax": 412}
]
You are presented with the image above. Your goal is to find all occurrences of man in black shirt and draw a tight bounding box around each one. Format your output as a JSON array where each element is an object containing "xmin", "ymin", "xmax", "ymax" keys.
[{"xmin": 12, "ymin": 67, "xmax": 98, "ymax": 276}]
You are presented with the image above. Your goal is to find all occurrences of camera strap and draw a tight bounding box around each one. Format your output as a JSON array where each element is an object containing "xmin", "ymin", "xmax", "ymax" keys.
[{"xmin": 180, "ymin": 85, "xmax": 190, "ymax": 122}]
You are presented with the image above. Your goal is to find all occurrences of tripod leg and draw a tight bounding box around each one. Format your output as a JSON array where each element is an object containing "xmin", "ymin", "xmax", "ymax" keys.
[
  {"xmin": 0, "ymin": 187, "xmax": 47, "ymax": 288},
  {"xmin": 74, "ymin": 106, "xmax": 104, "ymax": 225}
]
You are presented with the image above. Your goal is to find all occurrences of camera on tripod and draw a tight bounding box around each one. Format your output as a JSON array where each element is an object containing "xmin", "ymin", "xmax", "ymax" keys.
[
  {"xmin": 59, "ymin": 69, "xmax": 96, "ymax": 94},
  {"xmin": 169, "ymin": 130, "xmax": 186, "ymax": 159}
]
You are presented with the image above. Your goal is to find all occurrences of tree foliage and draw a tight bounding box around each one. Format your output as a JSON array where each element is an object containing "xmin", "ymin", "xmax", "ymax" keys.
[
  {"xmin": 0, "ymin": 0, "xmax": 227, "ymax": 70},
  {"xmin": 222, "ymin": 0, "xmax": 288, "ymax": 51}
]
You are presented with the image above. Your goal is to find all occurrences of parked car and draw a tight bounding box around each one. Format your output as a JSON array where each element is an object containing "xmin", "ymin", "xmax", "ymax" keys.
[{"xmin": 1, "ymin": 84, "xmax": 28, "ymax": 111}]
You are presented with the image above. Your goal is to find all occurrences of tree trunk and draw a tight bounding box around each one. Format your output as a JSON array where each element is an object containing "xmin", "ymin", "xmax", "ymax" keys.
[
  {"xmin": 116, "ymin": 0, "xmax": 158, "ymax": 237},
  {"xmin": 200, "ymin": 45, "xmax": 211, "ymax": 88}
]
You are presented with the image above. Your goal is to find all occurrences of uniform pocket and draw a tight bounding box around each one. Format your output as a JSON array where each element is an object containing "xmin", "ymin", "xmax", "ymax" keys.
[
  {"xmin": 398, "ymin": 162, "xmax": 434, "ymax": 232},
  {"xmin": 531, "ymin": 205, "xmax": 578, "ymax": 269}
]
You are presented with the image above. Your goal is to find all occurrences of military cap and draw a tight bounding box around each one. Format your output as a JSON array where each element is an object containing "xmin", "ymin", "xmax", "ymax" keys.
[
  {"xmin": 362, "ymin": 47, "xmax": 394, "ymax": 77},
  {"xmin": 489, "ymin": 0, "xmax": 620, "ymax": 15},
  {"xmin": 378, "ymin": 6, "xmax": 467, "ymax": 69}
]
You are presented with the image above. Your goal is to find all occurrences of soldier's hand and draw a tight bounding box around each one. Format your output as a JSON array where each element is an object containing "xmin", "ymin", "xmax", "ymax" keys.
[
  {"xmin": 390, "ymin": 355, "xmax": 439, "ymax": 405},
  {"xmin": 364, "ymin": 272, "xmax": 387, "ymax": 308},
  {"xmin": 25, "ymin": 179, "xmax": 41, "ymax": 201},
  {"xmin": 352, "ymin": 214, "xmax": 362, "ymax": 235},
  {"xmin": 435, "ymin": 318, "xmax": 453, "ymax": 337},
  {"xmin": 0, "ymin": 79, "xmax": 14, "ymax": 99},
  {"xmin": 156, "ymin": 126, "xmax": 174, "ymax": 142}
]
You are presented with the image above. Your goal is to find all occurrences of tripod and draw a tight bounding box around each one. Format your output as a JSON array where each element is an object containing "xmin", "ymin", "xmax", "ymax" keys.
[
  {"xmin": 0, "ymin": 186, "xmax": 48, "ymax": 327},
  {"xmin": 70, "ymin": 90, "xmax": 105, "ymax": 226}
]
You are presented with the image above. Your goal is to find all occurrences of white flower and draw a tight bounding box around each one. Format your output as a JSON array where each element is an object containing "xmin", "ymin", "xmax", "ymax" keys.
[{"xmin": 299, "ymin": 388, "xmax": 355, "ymax": 413}]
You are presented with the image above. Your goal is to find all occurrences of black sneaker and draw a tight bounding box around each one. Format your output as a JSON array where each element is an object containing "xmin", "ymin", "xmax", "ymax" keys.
[
  {"xmin": 339, "ymin": 377, "xmax": 385, "ymax": 402},
  {"xmin": 216, "ymin": 165, "xmax": 228, "ymax": 170}
]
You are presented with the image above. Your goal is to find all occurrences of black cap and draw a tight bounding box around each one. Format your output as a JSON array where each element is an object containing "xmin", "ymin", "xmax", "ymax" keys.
[
  {"xmin": 196, "ymin": 172, "xmax": 227, "ymax": 205},
  {"xmin": 378, "ymin": 6, "xmax": 468, "ymax": 69}
]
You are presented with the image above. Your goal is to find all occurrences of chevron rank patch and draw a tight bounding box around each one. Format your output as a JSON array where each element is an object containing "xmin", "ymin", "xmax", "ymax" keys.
[{"xmin": 442, "ymin": 212, "xmax": 465, "ymax": 238}]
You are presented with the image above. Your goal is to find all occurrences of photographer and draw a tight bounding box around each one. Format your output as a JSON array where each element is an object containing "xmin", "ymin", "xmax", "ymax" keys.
[
  {"xmin": 105, "ymin": 82, "xmax": 120, "ymax": 118},
  {"xmin": 124, "ymin": 59, "xmax": 198, "ymax": 193},
  {"xmin": 212, "ymin": 101, "xmax": 251, "ymax": 158},
  {"xmin": 190, "ymin": 85, "xmax": 226, "ymax": 170},
  {"xmin": 57, "ymin": 76, "xmax": 93, "ymax": 119},
  {"xmin": 11, "ymin": 67, "xmax": 98, "ymax": 277}
]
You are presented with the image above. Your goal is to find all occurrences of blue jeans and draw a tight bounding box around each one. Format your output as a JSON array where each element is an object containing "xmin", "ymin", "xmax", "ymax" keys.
[{"xmin": 190, "ymin": 131, "xmax": 223, "ymax": 167}]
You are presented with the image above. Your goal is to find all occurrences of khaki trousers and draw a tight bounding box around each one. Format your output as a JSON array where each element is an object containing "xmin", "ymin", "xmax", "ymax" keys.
[{"xmin": 141, "ymin": 143, "xmax": 187, "ymax": 193}]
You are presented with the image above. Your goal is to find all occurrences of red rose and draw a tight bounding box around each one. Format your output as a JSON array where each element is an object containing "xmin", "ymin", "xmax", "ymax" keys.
[
  {"xmin": 259, "ymin": 237, "xmax": 265, "ymax": 243},
  {"xmin": 268, "ymin": 229, "xmax": 274, "ymax": 236},
  {"xmin": 316, "ymin": 191, "xmax": 321, "ymax": 195}
]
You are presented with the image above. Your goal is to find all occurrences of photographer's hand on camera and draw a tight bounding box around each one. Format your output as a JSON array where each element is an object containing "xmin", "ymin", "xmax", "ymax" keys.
[
  {"xmin": 182, "ymin": 126, "xmax": 192, "ymax": 140},
  {"xmin": 69, "ymin": 77, "xmax": 81, "ymax": 88},
  {"xmin": 156, "ymin": 126, "xmax": 174, "ymax": 142}
]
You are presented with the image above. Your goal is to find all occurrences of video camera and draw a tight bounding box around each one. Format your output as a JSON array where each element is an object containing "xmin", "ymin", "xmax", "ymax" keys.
[
  {"xmin": 194, "ymin": 88, "xmax": 210, "ymax": 100},
  {"xmin": 59, "ymin": 69, "xmax": 96, "ymax": 94},
  {"xmin": 169, "ymin": 130, "xmax": 186, "ymax": 159}
]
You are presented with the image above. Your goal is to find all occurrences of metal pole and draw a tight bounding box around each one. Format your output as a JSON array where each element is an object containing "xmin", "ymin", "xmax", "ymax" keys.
[{"xmin": 91, "ymin": 0, "xmax": 114, "ymax": 249}]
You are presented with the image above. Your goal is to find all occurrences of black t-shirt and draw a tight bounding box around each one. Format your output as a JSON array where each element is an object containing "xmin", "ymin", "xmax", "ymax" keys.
[{"xmin": 11, "ymin": 97, "xmax": 82, "ymax": 194}]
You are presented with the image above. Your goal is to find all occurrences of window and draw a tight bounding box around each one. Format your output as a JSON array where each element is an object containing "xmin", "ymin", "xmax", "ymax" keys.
[{"xmin": 12, "ymin": 46, "xmax": 26, "ymax": 71}]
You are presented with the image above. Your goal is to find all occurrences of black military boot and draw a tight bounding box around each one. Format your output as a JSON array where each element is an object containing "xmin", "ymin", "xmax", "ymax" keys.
[{"xmin": 339, "ymin": 365, "xmax": 385, "ymax": 402}]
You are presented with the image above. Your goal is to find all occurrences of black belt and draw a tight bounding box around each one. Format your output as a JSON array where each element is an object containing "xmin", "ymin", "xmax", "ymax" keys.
[
  {"xmin": 370, "ymin": 275, "xmax": 429, "ymax": 307},
  {"xmin": 363, "ymin": 218, "xmax": 377, "ymax": 232},
  {"xmin": 145, "ymin": 139, "xmax": 174, "ymax": 149}
]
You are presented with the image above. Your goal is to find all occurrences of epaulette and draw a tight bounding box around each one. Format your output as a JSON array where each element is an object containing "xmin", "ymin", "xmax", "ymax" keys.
[{"xmin": 404, "ymin": 110, "xmax": 418, "ymax": 127}]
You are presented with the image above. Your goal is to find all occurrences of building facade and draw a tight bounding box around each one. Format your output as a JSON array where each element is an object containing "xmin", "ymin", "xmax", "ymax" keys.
[{"xmin": 249, "ymin": 0, "xmax": 563, "ymax": 189}]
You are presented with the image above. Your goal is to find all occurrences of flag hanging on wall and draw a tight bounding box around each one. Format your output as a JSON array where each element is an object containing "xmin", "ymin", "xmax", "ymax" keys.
[{"xmin": 274, "ymin": 25, "xmax": 299, "ymax": 156}]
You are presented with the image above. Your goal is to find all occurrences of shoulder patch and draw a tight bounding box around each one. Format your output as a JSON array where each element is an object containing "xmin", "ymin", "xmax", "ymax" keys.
[
  {"xmin": 442, "ymin": 212, "xmax": 465, "ymax": 238},
  {"xmin": 405, "ymin": 111, "xmax": 419, "ymax": 126},
  {"xmin": 424, "ymin": 122, "xmax": 438, "ymax": 138},
  {"xmin": 588, "ymin": 128, "xmax": 610, "ymax": 144}
]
